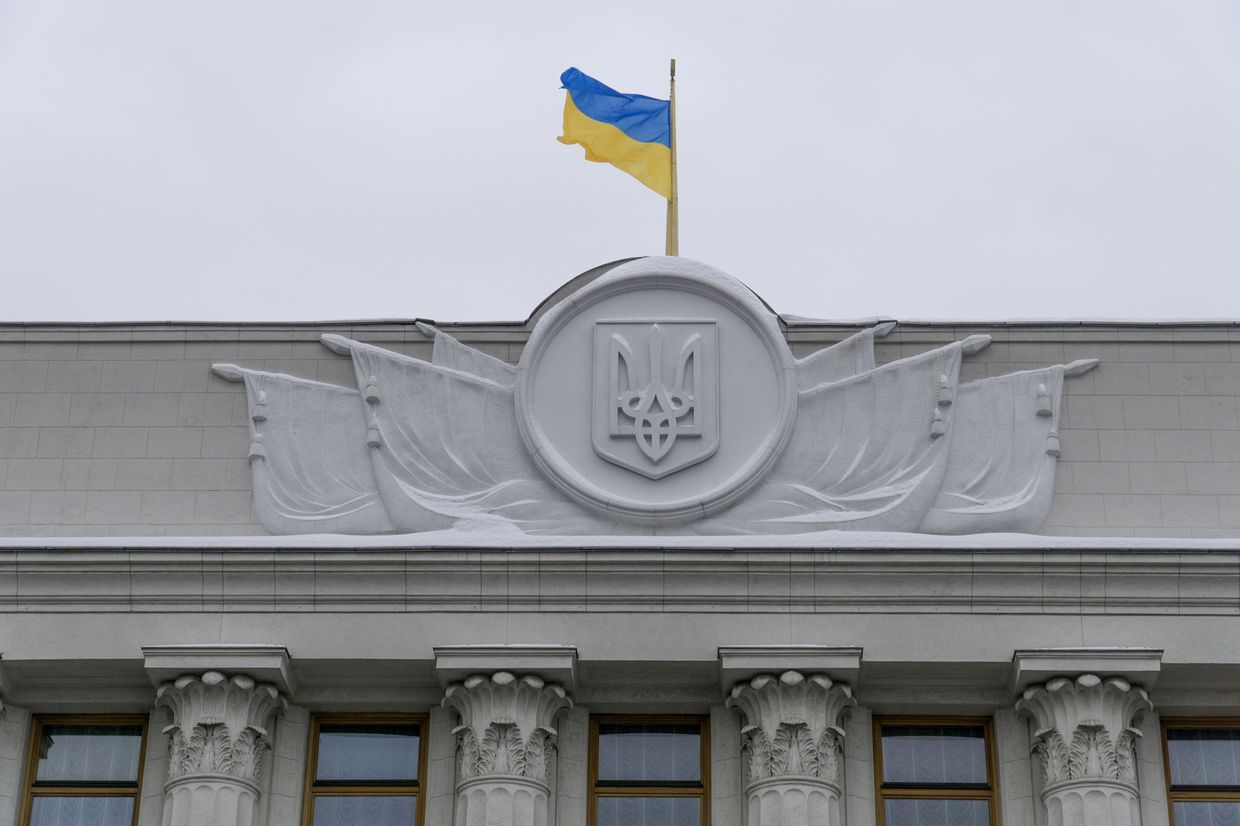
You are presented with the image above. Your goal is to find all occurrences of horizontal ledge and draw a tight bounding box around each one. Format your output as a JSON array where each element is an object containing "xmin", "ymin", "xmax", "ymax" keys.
[{"xmin": 1, "ymin": 532, "xmax": 1240, "ymax": 552}]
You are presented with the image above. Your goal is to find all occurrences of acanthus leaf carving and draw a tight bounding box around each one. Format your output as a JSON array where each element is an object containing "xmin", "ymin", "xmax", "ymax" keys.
[
  {"xmin": 1115, "ymin": 727, "xmax": 1142, "ymax": 785},
  {"xmin": 443, "ymin": 672, "xmax": 572, "ymax": 784},
  {"xmin": 727, "ymin": 671, "xmax": 854, "ymax": 785},
  {"xmin": 1015, "ymin": 674, "xmax": 1151, "ymax": 789},
  {"xmin": 156, "ymin": 671, "xmax": 287, "ymax": 785},
  {"xmin": 1031, "ymin": 727, "xmax": 1069, "ymax": 786}
]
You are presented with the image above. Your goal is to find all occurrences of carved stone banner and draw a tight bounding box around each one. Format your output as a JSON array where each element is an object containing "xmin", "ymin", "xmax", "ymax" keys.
[
  {"xmin": 1015, "ymin": 674, "xmax": 1153, "ymax": 826},
  {"xmin": 213, "ymin": 255, "xmax": 1098, "ymax": 536}
]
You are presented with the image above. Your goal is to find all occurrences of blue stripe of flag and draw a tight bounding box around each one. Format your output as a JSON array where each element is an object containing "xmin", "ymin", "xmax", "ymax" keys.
[{"xmin": 560, "ymin": 67, "xmax": 671, "ymax": 148}]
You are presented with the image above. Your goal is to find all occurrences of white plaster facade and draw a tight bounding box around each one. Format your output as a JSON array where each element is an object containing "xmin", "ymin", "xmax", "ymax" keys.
[{"xmin": 0, "ymin": 259, "xmax": 1239, "ymax": 826}]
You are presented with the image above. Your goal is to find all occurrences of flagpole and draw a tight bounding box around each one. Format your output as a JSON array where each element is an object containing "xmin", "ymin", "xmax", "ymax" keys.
[{"xmin": 665, "ymin": 58, "xmax": 679, "ymax": 256}]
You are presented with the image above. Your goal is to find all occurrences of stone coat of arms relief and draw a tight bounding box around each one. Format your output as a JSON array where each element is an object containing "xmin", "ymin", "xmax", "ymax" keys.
[
  {"xmin": 594, "ymin": 321, "xmax": 718, "ymax": 478},
  {"xmin": 211, "ymin": 257, "xmax": 1097, "ymax": 537}
]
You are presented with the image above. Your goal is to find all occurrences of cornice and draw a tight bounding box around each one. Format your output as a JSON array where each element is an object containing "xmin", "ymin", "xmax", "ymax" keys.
[{"xmin": 0, "ymin": 547, "xmax": 1234, "ymax": 615}]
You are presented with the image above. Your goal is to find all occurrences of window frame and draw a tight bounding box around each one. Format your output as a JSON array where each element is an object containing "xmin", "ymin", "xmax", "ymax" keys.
[
  {"xmin": 1160, "ymin": 716, "xmax": 1240, "ymax": 825},
  {"xmin": 587, "ymin": 714, "xmax": 711, "ymax": 826},
  {"xmin": 301, "ymin": 712, "xmax": 430, "ymax": 826},
  {"xmin": 19, "ymin": 713, "xmax": 149, "ymax": 826},
  {"xmin": 871, "ymin": 715, "xmax": 999, "ymax": 826}
]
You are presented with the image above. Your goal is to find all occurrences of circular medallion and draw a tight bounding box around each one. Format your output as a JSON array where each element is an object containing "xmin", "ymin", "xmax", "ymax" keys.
[{"xmin": 515, "ymin": 257, "xmax": 798, "ymax": 525}]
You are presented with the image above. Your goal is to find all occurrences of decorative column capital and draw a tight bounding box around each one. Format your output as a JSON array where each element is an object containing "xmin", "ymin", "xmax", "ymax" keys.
[
  {"xmin": 442, "ymin": 671, "xmax": 572, "ymax": 784},
  {"xmin": 155, "ymin": 671, "xmax": 288, "ymax": 786},
  {"xmin": 1015, "ymin": 674, "xmax": 1152, "ymax": 789},
  {"xmin": 726, "ymin": 671, "xmax": 856, "ymax": 785}
]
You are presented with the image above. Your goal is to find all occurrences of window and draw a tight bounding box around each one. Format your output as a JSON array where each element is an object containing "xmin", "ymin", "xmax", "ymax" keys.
[
  {"xmin": 873, "ymin": 717, "xmax": 997, "ymax": 826},
  {"xmin": 20, "ymin": 715, "xmax": 147, "ymax": 826},
  {"xmin": 1163, "ymin": 718, "xmax": 1240, "ymax": 825},
  {"xmin": 589, "ymin": 715, "xmax": 709, "ymax": 826},
  {"xmin": 303, "ymin": 714, "xmax": 427, "ymax": 826}
]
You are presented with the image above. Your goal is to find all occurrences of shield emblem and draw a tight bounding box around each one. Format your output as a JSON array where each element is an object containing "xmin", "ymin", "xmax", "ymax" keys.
[{"xmin": 592, "ymin": 320, "xmax": 719, "ymax": 479}]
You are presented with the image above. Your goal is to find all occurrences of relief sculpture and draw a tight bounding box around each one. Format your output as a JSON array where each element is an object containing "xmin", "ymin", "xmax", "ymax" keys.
[{"xmin": 211, "ymin": 256, "xmax": 1097, "ymax": 537}]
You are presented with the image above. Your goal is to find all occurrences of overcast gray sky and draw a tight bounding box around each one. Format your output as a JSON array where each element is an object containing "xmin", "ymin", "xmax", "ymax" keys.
[{"xmin": 1, "ymin": 1, "xmax": 1238, "ymax": 323}]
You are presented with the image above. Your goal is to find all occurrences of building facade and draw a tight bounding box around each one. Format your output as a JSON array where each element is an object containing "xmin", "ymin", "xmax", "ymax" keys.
[{"xmin": 0, "ymin": 257, "xmax": 1238, "ymax": 826}]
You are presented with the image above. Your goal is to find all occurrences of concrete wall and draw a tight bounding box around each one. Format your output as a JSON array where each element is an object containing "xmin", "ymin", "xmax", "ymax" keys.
[{"xmin": 0, "ymin": 321, "xmax": 1238, "ymax": 537}]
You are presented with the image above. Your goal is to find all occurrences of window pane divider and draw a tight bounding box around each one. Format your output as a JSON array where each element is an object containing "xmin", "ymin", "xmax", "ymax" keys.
[
  {"xmin": 594, "ymin": 780, "xmax": 704, "ymax": 789},
  {"xmin": 311, "ymin": 779, "xmax": 420, "ymax": 789}
]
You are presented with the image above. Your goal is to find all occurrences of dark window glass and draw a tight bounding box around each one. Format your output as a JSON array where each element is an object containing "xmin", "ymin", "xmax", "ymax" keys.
[
  {"xmin": 881, "ymin": 725, "xmax": 988, "ymax": 786},
  {"xmin": 35, "ymin": 725, "xmax": 143, "ymax": 784},
  {"xmin": 875, "ymin": 720, "xmax": 994, "ymax": 826},
  {"xmin": 597, "ymin": 724, "xmax": 700, "ymax": 783},
  {"xmin": 1173, "ymin": 802, "xmax": 1240, "ymax": 826},
  {"xmin": 1168, "ymin": 729, "xmax": 1240, "ymax": 788},
  {"xmin": 306, "ymin": 717, "xmax": 423, "ymax": 826},
  {"xmin": 312, "ymin": 796, "xmax": 417, "ymax": 826},
  {"xmin": 315, "ymin": 724, "xmax": 421, "ymax": 782},
  {"xmin": 884, "ymin": 799, "xmax": 990, "ymax": 826},
  {"xmin": 29, "ymin": 796, "xmax": 135, "ymax": 826},
  {"xmin": 596, "ymin": 796, "xmax": 700, "ymax": 826}
]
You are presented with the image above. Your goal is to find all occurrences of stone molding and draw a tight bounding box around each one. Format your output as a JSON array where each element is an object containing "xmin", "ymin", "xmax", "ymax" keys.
[
  {"xmin": 718, "ymin": 646, "xmax": 862, "ymax": 693},
  {"xmin": 155, "ymin": 671, "xmax": 288, "ymax": 784},
  {"xmin": 746, "ymin": 777, "xmax": 844, "ymax": 826},
  {"xmin": 1012, "ymin": 648, "xmax": 1162, "ymax": 693},
  {"xmin": 2, "ymin": 548, "xmax": 1237, "ymax": 617},
  {"xmin": 442, "ymin": 672, "xmax": 572, "ymax": 783},
  {"xmin": 143, "ymin": 645, "xmax": 295, "ymax": 694},
  {"xmin": 434, "ymin": 644, "xmax": 577, "ymax": 691},
  {"xmin": 726, "ymin": 671, "xmax": 856, "ymax": 785},
  {"xmin": 1015, "ymin": 674, "xmax": 1152, "ymax": 789}
]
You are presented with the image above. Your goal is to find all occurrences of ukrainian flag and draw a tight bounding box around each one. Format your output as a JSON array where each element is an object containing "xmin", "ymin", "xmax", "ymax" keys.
[{"xmin": 558, "ymin": 67, "xmax": 672, "ymax": 198}]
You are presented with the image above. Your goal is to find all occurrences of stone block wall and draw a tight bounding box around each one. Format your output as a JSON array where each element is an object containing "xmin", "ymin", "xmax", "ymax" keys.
[
  {"xmin": 857, "ymin": 325, "xmax": 1240, "ymax": 538},
  {"xmin": 0, "ymin": 321, "xmax": 1237, "ymax": 537}
]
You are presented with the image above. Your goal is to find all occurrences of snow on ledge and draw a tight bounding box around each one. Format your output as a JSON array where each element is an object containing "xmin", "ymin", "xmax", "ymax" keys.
[{"xmin": 0, "ymin": 530, "xmax": 1239, "ymax": 552}]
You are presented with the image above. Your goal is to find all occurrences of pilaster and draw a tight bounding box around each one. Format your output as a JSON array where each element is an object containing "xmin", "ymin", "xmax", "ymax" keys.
[
  {"xmin": 1015, "ymin": 674, "xmax": 1153, "ymax": 826},
  {"xmin": 425, "ymin": 705, "xmax": 459, "ymax": 826},
  {"xmin": 442, "ymin": 672, "xmax": 573, "ymax": 826},
  {"xmin": 265, "ymin": 703, "xmax": 311, "ymax": 826},
  {"xmin": 154, "ymin": 672, "xmax": 288, "ymax": 826},
  {"xmin": 137, "ymin": 707, "xmax": 170, "ymax": 826},
  {"xmin": 726, "ymin": 672, "xmax": 856, "ymax": 826},
  {"xmin": 0, "ymin": 702, "xmax": 29, "ymax": 826},
  {"xmin": 554, "ymin": 704, "xmax": 590, "ymax": 826}
]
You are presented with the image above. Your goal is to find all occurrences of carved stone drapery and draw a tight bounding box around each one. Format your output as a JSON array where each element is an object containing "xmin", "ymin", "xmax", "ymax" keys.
[
  {"xmin": 443, "ymin": 672, "xmax": 572, "ymax": 826},
  {"xmin": 155, "ymin": 672, "xmax": 288, "ymax": 826},
  {"xmin": 1015, "ymin": 674, "xmax": 1153, "ymax": 826},
  {"xmin": 727, "ymin": 672, "xmax": 856, "ymax": 826}
]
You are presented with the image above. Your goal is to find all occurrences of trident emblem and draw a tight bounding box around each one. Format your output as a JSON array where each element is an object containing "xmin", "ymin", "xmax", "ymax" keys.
[
  {"xmin": 610, "ymin": 325, "xmax": 702, "ymax": 463},
  {"xmin": 593, "ymin": 320, "xmax": 719, "ymax": 479}
]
